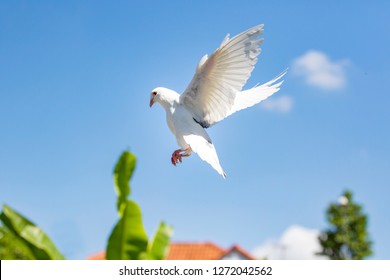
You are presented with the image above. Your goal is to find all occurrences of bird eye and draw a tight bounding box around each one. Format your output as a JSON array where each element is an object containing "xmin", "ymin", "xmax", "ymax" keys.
[{"xmin": 152, "ymin": 91, "xmax": 157, "ymax": 96}]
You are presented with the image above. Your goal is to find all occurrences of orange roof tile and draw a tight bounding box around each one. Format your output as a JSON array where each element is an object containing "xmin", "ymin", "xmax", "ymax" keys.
[
  {"xmin": 87, "ymin": 242, "xmax": 255, "ymax": 260},
  {"xmin": 220, "ymin": 245, "xmax": 256, "ymax": 260},
  {"xmin": 87, "ymin": 251, "xmax": 105, "ymax": 260},
  {"xmin": 166, "ymin": 242, "xmax": 225, "ymax": 260}
]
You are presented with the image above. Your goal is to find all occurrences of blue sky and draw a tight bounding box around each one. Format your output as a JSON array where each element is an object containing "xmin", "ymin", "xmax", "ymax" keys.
[{"xmin": 1, "ymin": 1, "xmax": 389, "ymax": 259}]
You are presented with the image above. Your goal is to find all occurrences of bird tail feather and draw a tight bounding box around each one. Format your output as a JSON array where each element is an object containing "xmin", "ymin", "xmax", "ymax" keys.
[{"xmin": 183, "ymin": 134, "xmax": 227, "ymax": 179}]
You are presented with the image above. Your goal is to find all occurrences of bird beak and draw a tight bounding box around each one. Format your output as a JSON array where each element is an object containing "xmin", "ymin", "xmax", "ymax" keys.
[{"xmin": 149, "ymin": 98, "xmax": 154, "ymax": 108}]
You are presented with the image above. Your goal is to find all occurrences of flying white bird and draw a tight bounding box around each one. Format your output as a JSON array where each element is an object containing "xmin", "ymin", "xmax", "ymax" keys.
[{"xmin": 149, "ymin": 24, "xmax": 286, "ymax": 178}]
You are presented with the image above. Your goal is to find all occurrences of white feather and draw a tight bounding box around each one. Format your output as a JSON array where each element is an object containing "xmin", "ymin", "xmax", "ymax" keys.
[
  {"xmin": 227, "ymin": 69, "xmax": 288, "ymax": 117},
  {"xmin": 180, "ymin": 24, "xmax": 265, "ymax": 128},
  {"xmin": 183, "ymin": 134, "xmax": 226, "ymax": 179}
]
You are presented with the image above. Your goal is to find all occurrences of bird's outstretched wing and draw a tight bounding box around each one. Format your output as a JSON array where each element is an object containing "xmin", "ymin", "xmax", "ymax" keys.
[
  {"xmin": 180, "ymin": 24, "xmax": 264, "ymax": 128},
  {"xmin": 183, "ymin": 134, "xmax": 227, "ymax": 179},
  {"xmin": 226, "ymin": 69, "xmax": 288, "ymax": 117}
]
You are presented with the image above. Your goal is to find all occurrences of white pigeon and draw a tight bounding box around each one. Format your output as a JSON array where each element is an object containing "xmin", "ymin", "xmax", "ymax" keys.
[{"xmin": 149, "ymin": 24, "xmax": 287, "ymax": 178}]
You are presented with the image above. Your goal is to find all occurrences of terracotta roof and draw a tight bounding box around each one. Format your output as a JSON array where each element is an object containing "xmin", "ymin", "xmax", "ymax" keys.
[
  {"xmin": 87, "ymin": 251, "xmax": 105, "ymax": 260},
  {"xmin": 220, "ymin": 245, "xmax": 256, "ymax": 260},
  {"xmin": 87, "ymin": 242, "xmax": 255, "ymax": 260},
  {"xmin": 167, "ymin": 242, "xmax": 225, "ymax": 260}
]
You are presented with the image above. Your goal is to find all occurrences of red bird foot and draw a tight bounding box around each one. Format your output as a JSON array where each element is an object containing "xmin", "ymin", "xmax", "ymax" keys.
[{"xmin": 171, "ymin": 148, "xmax": 192, "ymax": 166}]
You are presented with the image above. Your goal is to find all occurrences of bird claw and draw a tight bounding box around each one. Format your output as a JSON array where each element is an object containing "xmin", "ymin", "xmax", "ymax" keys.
[
  {"xmin": 171, "ymin": 150, "xmax": 182, "ymax": 166},
  {"xmin": 171, "ymin": 148, "xmax": 191, "ymax": 166}
]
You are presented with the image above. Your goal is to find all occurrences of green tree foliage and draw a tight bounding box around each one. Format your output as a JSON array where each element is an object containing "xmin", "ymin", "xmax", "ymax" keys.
[
  {"xmin": 106, "ymin": 150, "xmax": 173, "ymax": 260},
  {"xmin": 318, "ymin": 190, "xmax": 372, "ymax": 259},
  {"xmin": 0, "ymin": 150, "xmax": 172, "ymax": 260},
  {"xmin": 0, "ymin": 205, "xmax": 65, "ymax": 260}
]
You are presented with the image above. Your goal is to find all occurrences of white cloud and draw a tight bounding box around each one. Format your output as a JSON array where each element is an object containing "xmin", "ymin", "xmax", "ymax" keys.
[
  {"xmin": 261, "ymin": 95, "xmax": 294, "ymax": 113},
  {"xmin": 253, "ymin": 225, "xmax": 326, "ymax": 260},
  {"xmin": 292, "ymin": 50, "xmax": 349, "ymax": 90}
]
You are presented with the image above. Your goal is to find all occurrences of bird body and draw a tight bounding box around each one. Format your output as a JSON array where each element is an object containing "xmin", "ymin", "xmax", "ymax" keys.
[{"xmin": 150, "ymin": 24, "xmax": 286, "ymax": 178}]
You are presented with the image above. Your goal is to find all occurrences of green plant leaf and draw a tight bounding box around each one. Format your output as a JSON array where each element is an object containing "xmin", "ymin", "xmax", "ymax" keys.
[
  {"xmin": 114, "ymin": 151, "xmax": 136, "ymax": 216},
  {"xmin": 145, "ymin": 221, "xmax": 173, "ymax": 260},
  {"xmin": 106, "ymin": 200, "xmax": 148, "ymax": 260},
  {"xmin": 0, "ymin": 204, "xmax": 65, "ymax": 260},
  {"xmin": 0, "ymin": 226, "xmax": 35, "ymax": 260}
]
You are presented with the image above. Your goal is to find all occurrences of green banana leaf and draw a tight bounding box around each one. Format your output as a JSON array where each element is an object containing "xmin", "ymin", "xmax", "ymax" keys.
[
  {"xmin": 106, "ymin": 200, "xmax": 148, "ymax": 260},
  {"xmin": 145, "ymin": 221, "xmax": 173, "ymax": 260},
  {"xmin": 0, "ymin": 204, "xmax": 65, "ymax": 260},
  {"xmin": 113, "ymin": 150, "xmax": 136, "ymax": 216},
  {"xmin": 0, "ymin": 226, "xmax": 35, "ymax": 259}
]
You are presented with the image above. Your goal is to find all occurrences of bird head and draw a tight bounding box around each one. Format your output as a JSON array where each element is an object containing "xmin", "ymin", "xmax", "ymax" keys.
[
  {"xmin": 149, "ymin": 88, "xmax": 158, "ymax": 108},
  {"xmin": 149, "ymin": 87, "xmax": 179, "ymax": 109}
]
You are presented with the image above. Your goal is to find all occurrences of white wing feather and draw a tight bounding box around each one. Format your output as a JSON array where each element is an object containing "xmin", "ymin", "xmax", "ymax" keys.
[
  {"xmin": 227, "ymin": 69, "xmax": 288, "ymax": 117},
  {"xmin": 180, "ymin": 24, "xmax": 265, "ymax": 128}
]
